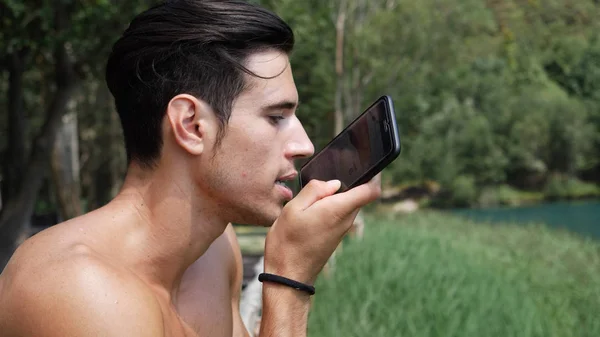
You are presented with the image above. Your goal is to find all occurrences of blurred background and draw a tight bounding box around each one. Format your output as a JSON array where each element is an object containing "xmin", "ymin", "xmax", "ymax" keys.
[{"xmin": 1, "ymin": 0, "xmax": 600, "ymax": 336}]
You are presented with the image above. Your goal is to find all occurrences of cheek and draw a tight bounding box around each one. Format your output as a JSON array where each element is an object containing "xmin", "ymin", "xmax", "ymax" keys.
[{"xmin": 225, "ymin": 125, "xmax": 276, "ymax": 176}]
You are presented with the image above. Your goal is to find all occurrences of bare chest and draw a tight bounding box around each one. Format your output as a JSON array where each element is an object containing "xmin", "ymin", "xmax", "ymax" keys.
[
  {"xmin": 179, "ymin": 283, "xmax": 234, "ymax": 337},
  {"xmin": 163, "ymin": 226, "xmax": 243, "ymax": 337},
  {"xmin": 155, "ymin": 280, "xmax": 234, "ymax": 337}
]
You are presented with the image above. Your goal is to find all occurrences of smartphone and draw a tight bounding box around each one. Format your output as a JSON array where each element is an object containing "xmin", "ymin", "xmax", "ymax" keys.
[{"xmin": 299, "ymin": 95, "xmax": 401, "ymax": 193}]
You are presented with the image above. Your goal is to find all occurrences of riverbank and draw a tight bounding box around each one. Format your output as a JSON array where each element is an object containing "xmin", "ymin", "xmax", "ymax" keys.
[
  {"xmin": 381, "ymin": 176, "xmax": 600, "ymax": 211},
  {"xmin": 237, "ymin": 190, "xmax": 600, "ymax": 257}
]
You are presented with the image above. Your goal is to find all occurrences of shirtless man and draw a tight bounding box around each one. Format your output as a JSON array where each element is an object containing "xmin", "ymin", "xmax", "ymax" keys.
[{"xmin": 0, "ymin": 1, "xmax": 381, "ymax": 336}]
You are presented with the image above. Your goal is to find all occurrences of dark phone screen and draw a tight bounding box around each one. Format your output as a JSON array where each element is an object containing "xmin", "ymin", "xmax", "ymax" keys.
[{"xmin": 300, "ymin": 100, "xmax": 392, "ymax": 192}]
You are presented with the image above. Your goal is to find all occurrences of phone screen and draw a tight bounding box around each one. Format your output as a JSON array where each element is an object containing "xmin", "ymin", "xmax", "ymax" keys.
[{"xmin": 300, "ymin": 99, "xmax": 394, "ymax": 192}]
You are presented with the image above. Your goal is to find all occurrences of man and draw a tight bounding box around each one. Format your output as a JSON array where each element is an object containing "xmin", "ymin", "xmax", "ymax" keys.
[{"xmin": 0, "ymin": 1, "xmax": 381, "ymax": 336}]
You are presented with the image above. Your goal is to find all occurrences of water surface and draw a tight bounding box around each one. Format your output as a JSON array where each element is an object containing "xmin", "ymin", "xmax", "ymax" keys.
[{"xmin": 453, "ymin": 200, "xmax": 600, "ymax": 239}]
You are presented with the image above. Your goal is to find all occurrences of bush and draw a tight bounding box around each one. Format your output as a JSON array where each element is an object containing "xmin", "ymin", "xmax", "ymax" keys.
[
  {"xmin": 430, "ymin": 175, "xmax": 478, "ymax": 208},
  {"xmin": 478, "ymin": 184, "xmax": 544, "ymax": 207},
  {"xmin": 308, "ymin": 212, "xmax": 600, "ymax": 337},
  {"xmin": 544, "ymin": 174, "xmax": 600, "ymax": 200}
]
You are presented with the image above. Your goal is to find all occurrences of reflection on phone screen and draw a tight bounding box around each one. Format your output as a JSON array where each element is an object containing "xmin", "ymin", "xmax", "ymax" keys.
[{"xmin": 301, "ymin": 100, "xmax": 390, "ymax": 192}]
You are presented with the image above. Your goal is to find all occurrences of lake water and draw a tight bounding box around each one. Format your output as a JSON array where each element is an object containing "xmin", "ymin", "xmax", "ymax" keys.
[{"xmin": 453, "ymin": 199, "xmax": 600, "ymax": 239}]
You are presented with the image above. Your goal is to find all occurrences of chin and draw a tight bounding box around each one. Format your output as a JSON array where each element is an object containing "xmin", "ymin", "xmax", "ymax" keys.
[
  {"xmin": 233, "ymin": 217, "xmax": 277, "ymax": 227},
  {"xmin": 229, "ymin": 203, "xmax": 282, "ymax": 227},
  {"xmin": 249, "ymin": 210, "xmax": 281, "ymax": 227}
]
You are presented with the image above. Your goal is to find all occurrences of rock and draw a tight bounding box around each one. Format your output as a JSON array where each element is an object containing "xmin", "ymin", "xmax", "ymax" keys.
[
  {"xmin": 392, "ymin": 199, "xmax": 419, "ymax": 213},
  {"xmin": 240, "ymin": 256, "xmax": 264, "ymax": 336}
]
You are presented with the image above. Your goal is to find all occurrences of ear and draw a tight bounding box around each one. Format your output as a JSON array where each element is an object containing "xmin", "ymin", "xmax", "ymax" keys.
[{"xmin": 165, "ymin": 94, "xmax": 215, "ymax": 156}]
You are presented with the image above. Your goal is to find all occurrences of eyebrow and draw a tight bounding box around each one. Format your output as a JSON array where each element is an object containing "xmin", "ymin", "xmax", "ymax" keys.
[{"xmin": 262, "ymin": 100, "xmax": 299, "ymax": 113}]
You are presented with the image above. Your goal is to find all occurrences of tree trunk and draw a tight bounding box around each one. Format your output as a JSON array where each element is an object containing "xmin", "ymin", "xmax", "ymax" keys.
[
  {"xmin": 0, "ymin": 40, "xmax": 77, "ymax": 270},
  {"xmin": 107, "ymin": 89, "xmax": 125, "ymax": 201},
  {"xmin": 3, "ymin": 51, "xmax": 28, "ymax": 202},
  {"xmin": 325, "ymin": 0, "xmax": 349, "ymax": 276},
  {"xmin": 334, "ymin": 0, "xmax": 347, "ymax": 135},
  {"xmin": 51, "ymin": 110, "xmax": 83, "ymax": 220}
]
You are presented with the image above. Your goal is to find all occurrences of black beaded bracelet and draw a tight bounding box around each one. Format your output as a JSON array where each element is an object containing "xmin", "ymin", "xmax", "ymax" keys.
[{"xmin": 258, "ymin": 273, "xmax": 316, "ymax": 296}]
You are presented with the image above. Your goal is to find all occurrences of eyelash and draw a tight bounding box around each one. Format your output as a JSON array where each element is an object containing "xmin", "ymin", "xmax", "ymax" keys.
[{"xmin": 268, "ymin": 115, "xmax": 285, "ymax": 124}]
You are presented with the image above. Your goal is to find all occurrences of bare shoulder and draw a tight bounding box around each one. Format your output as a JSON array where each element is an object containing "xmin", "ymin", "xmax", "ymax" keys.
[{"xmin": 0, "ymin": 242, "xmax": 164, "ymax": 337}]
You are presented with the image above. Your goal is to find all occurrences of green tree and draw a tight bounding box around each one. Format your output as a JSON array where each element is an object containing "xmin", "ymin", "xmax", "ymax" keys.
[{"xmin": 0, "ymin": 0, "xmax": 157, "ymax": 269}]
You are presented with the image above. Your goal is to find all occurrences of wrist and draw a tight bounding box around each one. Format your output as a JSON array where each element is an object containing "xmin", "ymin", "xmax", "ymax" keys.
[
  {"xmin": 259, "ymin": 273, "xmax": 316, "ymax": 296},
  {"xmin": 263, "ymin": 254, "xmax": 316, "ymax": 286},
  {"xmin": 263, "ymin": 268, "xmax": 315, "ymax": 287},
  {"xmin": 259, "ymin": 282, "xmax": 311, "ymax": 337},
  {"xmin": 262, "ymin": 281, "xmax": 312, "ymax": 303}
]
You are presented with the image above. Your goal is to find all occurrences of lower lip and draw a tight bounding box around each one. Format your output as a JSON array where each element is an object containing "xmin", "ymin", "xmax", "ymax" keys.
[{"xmin": 276, "ymin": 183, "xmax": 293, "ymax": 200}]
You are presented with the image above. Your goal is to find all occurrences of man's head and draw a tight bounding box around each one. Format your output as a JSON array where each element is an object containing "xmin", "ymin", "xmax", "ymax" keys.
[
  {"xmin": 106, "ymin": 0, "xmax": 295, "ymax": 168},
  {"xmin": 106, "ymin": 0, "xmax": 315, "ymax": 226}
]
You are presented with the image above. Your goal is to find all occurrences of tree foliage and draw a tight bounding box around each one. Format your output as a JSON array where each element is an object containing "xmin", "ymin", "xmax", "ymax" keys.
[{"xmin": 1, "ymin": 0, "xmax": 600, "ymax": 265}]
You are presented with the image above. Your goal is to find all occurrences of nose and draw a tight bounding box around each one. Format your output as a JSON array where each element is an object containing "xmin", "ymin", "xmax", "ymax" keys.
[{"xmin": 285, "ymin": 117, "xmax": 315, "ymax": 160}]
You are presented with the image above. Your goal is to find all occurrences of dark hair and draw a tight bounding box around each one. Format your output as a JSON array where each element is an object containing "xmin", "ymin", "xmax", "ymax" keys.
[{"xmin": 106, "ymin": 0, "xmax": 294, "ymax": 169}]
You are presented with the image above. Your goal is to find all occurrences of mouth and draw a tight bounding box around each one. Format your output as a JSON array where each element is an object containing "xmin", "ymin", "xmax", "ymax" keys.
[
  {"xmin": 277, "ymin": 171, "xmax": 298, "ymax": 183},
  {"xmin": 275, "ymin": 180, "xmax": 289, "ymax": 187},
  {"xmin": 275, "ymin": 171, "xmax": 297, "ymax": 200}
]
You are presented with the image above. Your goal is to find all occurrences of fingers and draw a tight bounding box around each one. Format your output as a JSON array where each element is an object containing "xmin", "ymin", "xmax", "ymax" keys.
[
  {"xmin": 291, "ymin": 179, "xmax": 341, "ymax": 210},
  {"xmin": 317, "ymin": 176, "xmax": 381, "ymax": 216}
]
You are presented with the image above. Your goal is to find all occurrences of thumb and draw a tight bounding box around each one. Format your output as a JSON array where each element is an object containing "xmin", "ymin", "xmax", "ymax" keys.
[{"xmin": 291, "ymin": 179, "xmax": 341, "ymax": 210}]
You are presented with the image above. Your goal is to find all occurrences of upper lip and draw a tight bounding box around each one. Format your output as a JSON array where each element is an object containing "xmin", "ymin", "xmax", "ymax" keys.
[{"xmin": 277, "ymin": 171, "xmax": 298, "ymax": 182}]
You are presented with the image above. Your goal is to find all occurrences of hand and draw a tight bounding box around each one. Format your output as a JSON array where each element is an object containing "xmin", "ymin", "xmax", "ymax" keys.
[{"xmin": 263, "ymin": 176, "xmax": 381, "ymax": 285}]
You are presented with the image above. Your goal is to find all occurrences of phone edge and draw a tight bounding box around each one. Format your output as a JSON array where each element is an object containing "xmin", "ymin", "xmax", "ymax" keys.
[
  {"xmin": 298, "ymin": 95, "xmax": 401, "ymax": 191},
  {"xmin": 346, "ymin": 95, "xmax": 401, "ymax": 190}
]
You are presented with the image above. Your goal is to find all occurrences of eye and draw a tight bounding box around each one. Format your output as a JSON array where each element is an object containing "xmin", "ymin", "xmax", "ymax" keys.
[{"xmin": 268, "ymin": 115, "xmax": 285, "ymax": 124}]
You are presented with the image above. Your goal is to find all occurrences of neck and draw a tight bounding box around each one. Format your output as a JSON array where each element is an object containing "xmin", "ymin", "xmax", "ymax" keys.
[{"xmin": 106, "ymin": 162, "xmax": 227, "ymax": 294}]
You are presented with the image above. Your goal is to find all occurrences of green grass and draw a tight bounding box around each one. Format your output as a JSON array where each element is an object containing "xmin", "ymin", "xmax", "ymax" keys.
[{"xmin": 307, "ymin": 211, "xmax": 600, "ymax": 337}]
